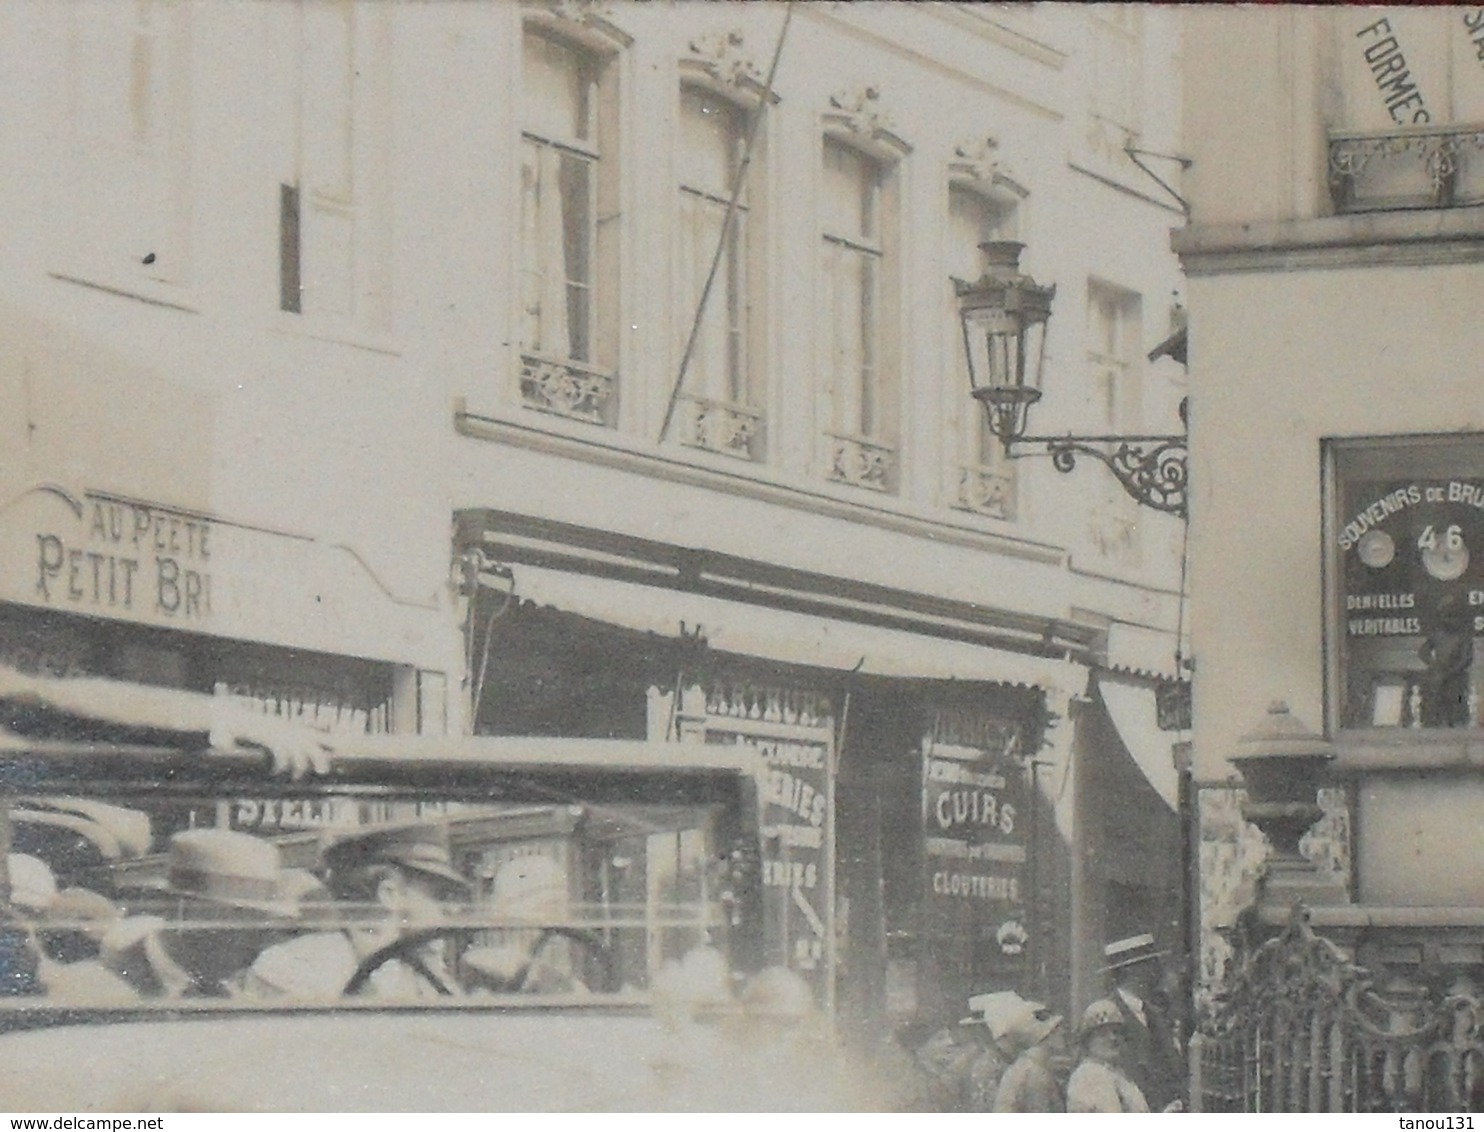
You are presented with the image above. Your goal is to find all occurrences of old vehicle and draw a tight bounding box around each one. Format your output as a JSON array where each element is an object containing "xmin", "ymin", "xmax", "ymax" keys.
[{"xmin": 0, "ymin": 727, "xmax": 898, "ymax": 1112}]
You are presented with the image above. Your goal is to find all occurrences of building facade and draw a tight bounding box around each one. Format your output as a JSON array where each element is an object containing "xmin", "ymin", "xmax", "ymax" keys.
[
  {"xmin": 1178, "ymin": 5, "xmax": 1484, "ymax": 1016},
  {"xmin": 0, "ymin": 0, "xmax": 1188, "ymax": 1041}
]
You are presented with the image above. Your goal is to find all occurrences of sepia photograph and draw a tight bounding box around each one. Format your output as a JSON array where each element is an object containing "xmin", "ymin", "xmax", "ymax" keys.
[{"xmin": 0, "ymin": 0, "xmax": 1478, "ymax": 1115}]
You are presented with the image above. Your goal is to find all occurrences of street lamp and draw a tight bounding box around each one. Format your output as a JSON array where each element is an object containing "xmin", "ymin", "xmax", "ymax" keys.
[{"xmin": 956, "ymin": 241, "xmax": 1190, "ymax": 518}]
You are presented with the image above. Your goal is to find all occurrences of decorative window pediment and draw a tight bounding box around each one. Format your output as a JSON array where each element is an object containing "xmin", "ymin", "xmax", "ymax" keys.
[
  {"xmin": 823, "ymin": 85, "xmax": 910, "ymax": 160},
  {"xmin": 680, "ymin": 29, "xmax": 777, "ymax": 105},
  {"xmin": 949, "ymin": 137, "xmax": 1029, "ymax": 202},
  {"xmin": 522, "ymin": 0, "xmax": 631, "ymax": 54}
]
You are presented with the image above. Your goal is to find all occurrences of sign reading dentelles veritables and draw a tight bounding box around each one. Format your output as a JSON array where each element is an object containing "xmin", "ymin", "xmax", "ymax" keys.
[{"xmin": 1339, "ymin": 477, "xmax": 1484, "ymax": 727}]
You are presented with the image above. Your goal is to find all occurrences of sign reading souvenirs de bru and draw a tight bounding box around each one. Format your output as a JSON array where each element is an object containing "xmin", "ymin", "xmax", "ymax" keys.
[
  {"xmin": 921, "ymin": 707, "xmax": 1029, "ymax": 965},
  {"xmin": 1340, "ymin": 478, "xmax": 1484, "ymax": 639}
]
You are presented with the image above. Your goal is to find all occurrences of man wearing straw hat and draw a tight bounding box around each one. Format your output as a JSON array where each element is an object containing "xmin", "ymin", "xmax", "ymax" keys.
[
  {"xmin": 246, "ymin": 821, "xmax": 470, "ymax": 999},
  {"xmin": 1100, "ymin": 932, "xmax": 1185, "ymax": 1111}
]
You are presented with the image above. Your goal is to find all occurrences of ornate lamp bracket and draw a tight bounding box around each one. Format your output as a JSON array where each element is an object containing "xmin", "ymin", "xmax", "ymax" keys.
[{"xmin": 1031, "ymin": 434, "xmax": 1190, "ymax": 518}]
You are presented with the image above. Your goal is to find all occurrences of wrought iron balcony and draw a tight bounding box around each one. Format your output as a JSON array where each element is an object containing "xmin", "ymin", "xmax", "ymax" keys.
[
  {"xmin": 519, "ymin": 354, "xmax": 617, "ymax": 426},
  {"xmin": 955, "ymin": 463, "xmax": 1017, "ymax": 521},
  {"xmin": 673, "ymin": 393, "xmax": 764, "ymax": 461},
  {"xmin": 1328, "ymin": 122, "xmax": 1484, "ymax": 213},
  {"xmin": 826, "ymin": 432, "xmax": 897, "ymax": 493}
]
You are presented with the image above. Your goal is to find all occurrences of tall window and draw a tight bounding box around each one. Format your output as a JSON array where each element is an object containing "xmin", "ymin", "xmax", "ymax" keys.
[
  {"xmin": 62, "ymin": 0, "xmax": 192, "ymax": 291},
  {"xmin": 1085, "ymin": 282, "xmax": 1143, "ymax": 566},
  {"xmin": 948, "ymin": 184, "xmax": 1019, "ymax": 520},
  {"xmin": 821, "ymin": 138, "xmax": 897, "ymax": 493},
  {"xmin": 672, "ymin": 85, "xmax": 762, "ymax": 460},
  {"xmin": 280, "ymin": 1, "xmax": 391, "ymax": 332},
  {"xmin": 1088, "ymin": 5, "xmax": 1142, "ymax": 139},
  {"xmin": 518, "ymin": 26, "xmax": 619, "ymax": 426}
]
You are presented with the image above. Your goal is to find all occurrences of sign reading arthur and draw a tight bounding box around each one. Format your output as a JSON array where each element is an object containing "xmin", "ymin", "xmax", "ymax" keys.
[{"xmin": 922, "ymin": 708, "xmax": 1029, "ymax": 966}]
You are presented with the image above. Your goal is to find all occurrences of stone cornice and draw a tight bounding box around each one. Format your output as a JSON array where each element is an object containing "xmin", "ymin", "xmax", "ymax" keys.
[{"xmin": 1173, "ymin": 209, "xmax": 1484, "ymax": 276}]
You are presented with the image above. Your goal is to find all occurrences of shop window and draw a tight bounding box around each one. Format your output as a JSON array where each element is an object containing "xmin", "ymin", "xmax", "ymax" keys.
[
  {"xmin": 1329, "ymin": 435, "xmax": 1484, "ymax": 731},
  {"xmin": 820, "ymin": 137, "xmax": 900, "ymax": 494},
  {"xmin": 518, "ymin": 25, "xmax": 621, "ymax": 427},
  {"xmin": 1084, "ymin": 281, "xmax": 1143, "ymax": 568},
  {"xmin": 946, "ymin": 183, "xmax": 1019, "ymax": 521},
  {"xmin": 1329, "ymin": 10, "xmax": 1484, "ymax": 210},
  {"xmin": 671, "ymin": 84, "xmax": 765, "ymax": 461},
  {"xmin": 279, "ymin": 1, "xmax": 392, "ymax": 334}
]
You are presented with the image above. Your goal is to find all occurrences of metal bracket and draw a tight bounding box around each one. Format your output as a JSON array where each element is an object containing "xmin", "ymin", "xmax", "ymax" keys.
[{"xmin": 1013, "ymin": 433, "xmax": 1190, "ymax": 518}]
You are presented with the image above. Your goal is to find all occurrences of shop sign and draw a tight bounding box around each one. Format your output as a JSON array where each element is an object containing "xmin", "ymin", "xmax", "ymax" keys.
[
  {"xmin": 1337, "ymin": 474, "xmax": 1484, "ymax": 727},
  {"xmin": 702, "ymin": 711, "xmax": 833, "ymax": 997},
  {"xmin": 0, "ymin": 484, "xmax": 431, "ymax": 663},
  {"xmin": 921, "ymin": 717, "xmax": 1028, "ymax": 963},
  {"xmin": 32, "ymin": 493, "xmax": 213, "ymax": 625},
  {"xmin": 1339, "ymin": 478, "xmax": 1484, "ymax": 636}
]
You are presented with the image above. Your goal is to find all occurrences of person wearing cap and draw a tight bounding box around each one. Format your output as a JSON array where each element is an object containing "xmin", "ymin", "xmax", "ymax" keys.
[
  {"xmin": 246, "ymin": 821, "xmax": 470, "ymax": 999},
  {"xmin": 1101, "ymin": 932, "xmax": 1185, "ymax": 1111},
  {"xmin": 103, "ymin": 828, "xmax": 301, "ymax": 997},
  {"xmin": 1066, "ymin": 998, "xmax": 1149, "ymax": 1114},
  {"xmin": 993, "ymin": 1005, "xmax": 1067, "ymax": 1112}
]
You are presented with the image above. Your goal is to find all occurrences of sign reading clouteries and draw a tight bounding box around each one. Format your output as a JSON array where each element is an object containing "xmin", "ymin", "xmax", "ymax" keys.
[{"xmin": 921, "ymin": 708, "xmax": 1029, "ymax": 968}]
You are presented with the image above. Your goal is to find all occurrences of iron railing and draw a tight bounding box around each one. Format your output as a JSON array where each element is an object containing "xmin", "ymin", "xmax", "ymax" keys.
[
  {"xmin": 1194, "ymin": 905, "xmax": 1484, "ymax": 1113},
  {"xmin": 1328, "ymin": 122, "xmax": 1484, "ymax": 213}
]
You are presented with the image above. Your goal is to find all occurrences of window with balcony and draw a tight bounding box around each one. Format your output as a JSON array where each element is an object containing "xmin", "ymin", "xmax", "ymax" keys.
[
  {"xmin": 1329, "ymin": 9, "xmax": 1484, "ymax": 211},
  {"xmin": 1329, "ymin": 435, "xmax": 1484, "ymax": 733},
  {"xmin": 947, "ymin": 183, "xmax": 1019, "ymax": 521},
  {"xmin": 820, "ymin": 137, "xmax": 899, "ymax": 494},
  {"xmin": 518, "ymin": 26, "xmax": 620, "ymax": 427},
  {"xmin": 1084, "ymin": 282, "xmax": 1143, "ymax": 568},
  {"xmin": 672, "ymin": 85, "xmax": 764, "ymax": 461},
  {"xmin": 279, "ymin": 1, "xmax": 392, "ymax": 336}
]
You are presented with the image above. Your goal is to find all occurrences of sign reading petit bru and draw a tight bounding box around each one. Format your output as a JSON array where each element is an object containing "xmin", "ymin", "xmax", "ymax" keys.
[
  {"xmin": 1340, "ymin": 479, "xmax": 1484, "ymax": 637},
  {"xmin": 35, "ymin": 495, "xmax": 213, "ymax": 622}
]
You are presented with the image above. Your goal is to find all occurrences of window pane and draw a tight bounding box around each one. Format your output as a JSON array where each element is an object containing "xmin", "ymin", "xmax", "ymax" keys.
[
  {"xmin": 302, "ymin": 1, "xmax": 354, "ymax": 202},
  {"xmin": 559, "ymin": 153, "xmax": 592, "ymax": 362},
  {"xmin": 822, "ymin": 140, "xmax": 871, "ymax": 241},
  {"xmin": 679, "ymin": 87, "xmax": 740, "ymax": 198},
  {"xmin": 523, "ymin": 30, "xmax": 591, "ymax": 145}
]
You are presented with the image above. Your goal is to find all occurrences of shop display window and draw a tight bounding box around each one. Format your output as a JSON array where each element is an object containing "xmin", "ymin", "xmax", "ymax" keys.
[{"xmin": 1329, "ymin": 435, "xmax": 1484, "ymax": 730}]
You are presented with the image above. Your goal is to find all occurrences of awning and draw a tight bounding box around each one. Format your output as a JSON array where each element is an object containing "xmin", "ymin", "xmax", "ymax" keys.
[
  {"xmin": 1095, "ymin": 677, "xmax": 1180, "ymax": 810},
  {"xmin": 508, "ymin": 563, "xmax": 1077, "ymax": 690}
]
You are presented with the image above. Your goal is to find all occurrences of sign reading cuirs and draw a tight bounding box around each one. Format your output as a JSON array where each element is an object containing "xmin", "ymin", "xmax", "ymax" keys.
[{"xmin": 921, "ymin": 707, "xmax": 1029, "ymax": 966}]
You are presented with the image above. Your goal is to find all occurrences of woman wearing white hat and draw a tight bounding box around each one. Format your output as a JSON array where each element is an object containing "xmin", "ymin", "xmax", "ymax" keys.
[{"xmin": 1066, "ymin": 999, "xmax": 1149, "ymax": 1114}]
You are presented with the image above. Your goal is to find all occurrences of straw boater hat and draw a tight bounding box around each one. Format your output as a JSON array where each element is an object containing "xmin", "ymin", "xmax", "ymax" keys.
[
  {"xmin": 960, "ymin": 990, "xmax": 1045, "ymax": 1040},
  {"xmin": 322, "ymin": 822, "xmax": 469, "ymax": 898},
  {"xmin": 1100, "ymin": 932, "xmax": 1169, "ymax": 974},
  {"xmin": 162, "ymin": 828, "xmax": 300, "ymax": 917}
]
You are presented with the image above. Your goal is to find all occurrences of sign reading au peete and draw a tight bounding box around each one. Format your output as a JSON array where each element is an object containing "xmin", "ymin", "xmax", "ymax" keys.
[{"xmin": 35, "ymin": 495, "xmax": 213, "ymax": 622}]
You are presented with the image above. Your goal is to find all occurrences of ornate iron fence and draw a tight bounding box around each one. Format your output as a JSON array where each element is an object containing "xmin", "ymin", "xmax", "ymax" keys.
[{"xmin": 1194, "ymin": 906, "xmax": 1484, "ymax": 1113}]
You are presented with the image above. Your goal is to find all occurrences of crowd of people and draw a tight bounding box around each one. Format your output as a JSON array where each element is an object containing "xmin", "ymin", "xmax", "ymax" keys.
[
  {"xmin": 0, "ymin": 818, "xmax": 591, "ymax": 1003},
  {"xmin": 909, "ymin": 932, "xmax": 1186, "ymax": 1113}
]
